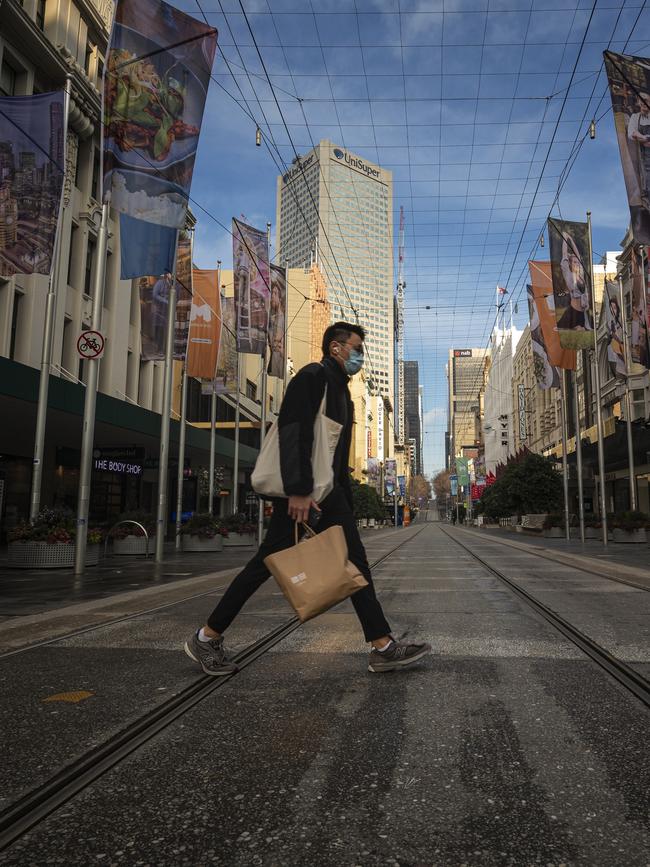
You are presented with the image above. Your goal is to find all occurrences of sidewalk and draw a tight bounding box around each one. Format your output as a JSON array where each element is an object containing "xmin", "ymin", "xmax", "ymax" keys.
[
  {"xmin": 460, "ymin": 524, "xmax": 650, "ymax": 586},
  {"xmin": 0, "ymin": 526, "xmax": 399, "ymax": 621}
]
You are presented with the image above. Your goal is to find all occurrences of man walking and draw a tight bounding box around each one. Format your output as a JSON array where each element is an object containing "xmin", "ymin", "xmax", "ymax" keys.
[{"xmin": 184, "ymin": 322, "xmax": 431, "ymax": 674}]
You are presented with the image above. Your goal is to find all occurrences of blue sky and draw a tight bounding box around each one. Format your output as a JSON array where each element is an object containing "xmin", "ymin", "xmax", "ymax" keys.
[{"xmin": 175, "ymin": 0, "xmax": 649, "ymax": 474}]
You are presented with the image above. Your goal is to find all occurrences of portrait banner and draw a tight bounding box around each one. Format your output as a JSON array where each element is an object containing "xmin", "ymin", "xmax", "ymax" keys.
[
  {"xmin": 604, "ymin": 281, "xmax": 627, "ymax": 380},
  {"xmin": 603, "ymin": 51, "xmax": 650, "ymax": 245},
  {"xmin": 527, "ymin": 285, "xmax": 560, "ymax": 390},
  {"xmin": 398, "ymin": 475, "xmax": 406, "ymax": 497},
  {"xmin": 548, "ymin": 218, "xmax": 593, "ymax": 350},
  {"xmin": 119, "ymin": 213, "xmax": 177, "ymax": 279},
  {"xmin": 630, "ymin": 247, "xmax": 650, "ymax": 368},
  {"xmin": 137, "ymin": 229, "xmax": 192, "ymax": 361},
  {"xmin": 186, "ymin": 268, "xmax": 220, "ymax": 379},
  {"xmin": 214, "ymin": 296, "xmax": 238, "ymax": 395},
  {"xmin": 0, "ymin": 92, "xmax": 65, "ymax": 277},
  {"xmin": 366, "ymin": 458, "xmax": 380, "ymax": 491},
  {"xmin": 528, "ymin": 262, "xmax": 576, "ymax": 371},
  {"xmin": 268, "ymin": 264, "xmax": 287, "ymax": 378},
  {"xmin": 232, "ymin": 218, "xmax": 270, "ymax": 355},
  {"xmin": 384, "ymin": 459, "xmax": 397, "ymax": 496},
  {"xmin": 104, "ymin": 0, "xmax": 217, "ymax": 227}
]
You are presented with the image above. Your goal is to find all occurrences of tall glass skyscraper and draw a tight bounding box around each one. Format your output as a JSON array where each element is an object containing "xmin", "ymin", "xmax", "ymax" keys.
[{"xmin": 276, "ymin": 140, "xmax": 394, "ymax": 400}]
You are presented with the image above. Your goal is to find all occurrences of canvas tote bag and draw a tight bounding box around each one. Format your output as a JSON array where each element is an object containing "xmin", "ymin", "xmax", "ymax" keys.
[
  {"xmin": 251, "ymin": 385, "xmax": 342, "ymax": 503},
  {"xmin": 264, "ymin": 523, "xmax": 368, "ymax": 623}
]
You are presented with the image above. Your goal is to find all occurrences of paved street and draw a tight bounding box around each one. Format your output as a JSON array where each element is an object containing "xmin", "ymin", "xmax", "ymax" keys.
[{"xmin": 1, "ymin": 518, "xmax": 648, "ymax": 866}]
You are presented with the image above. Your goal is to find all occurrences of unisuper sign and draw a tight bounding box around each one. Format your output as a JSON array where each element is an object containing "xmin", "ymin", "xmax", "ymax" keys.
[{"xmin": 333, "ymin": 148, "xmax": 381, "ymax": 179}]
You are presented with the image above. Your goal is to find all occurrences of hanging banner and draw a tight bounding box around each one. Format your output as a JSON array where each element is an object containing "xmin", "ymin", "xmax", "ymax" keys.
[
  {"xmin": 604, "ymin": 280, "xmax": 627, "ymax": 380},
  {"xmin": 398, "ymin": 475, "xmax": 406, "ymax": 497},
  {"xmin": 268, "ymin": 264, "xmax": 287, "ymax": 378},
  {"xmin": 137, "ymin": 230, "xmax": 192, "ymax": 361},
  {"xmin": 630, "ymin": 247, "xmax": 650, "ymax": 368},
  {"xmin": 547, "ymin": 218, "xmax": 593, "ymax": 350},
  {"xmin": 214, "ymin": 296, "xmax": 238, "ymax": 394},
  {"xmin": 103, "ymin": 0, "xmax": 217, "ymax": 227},
  {"xmin": 366, "ymin": 458, "xmax": 380, "ymax": 491},
  {"xmin": 528, "ymin": 262, "xmax": 576, "ymax": 371},
  {"xmin": 384, "ymin": 459, "xmax": 397, "ymax": 496},
  {"xmin": 603, "ymin": 51, "xmax": 650, "ymax": 245},
  {"xmin": 450, "ymin": 475, "xmax": 458, "ymax": 497},
  {"xmin": 186, "ymin": 268, "xmax": 220, "ymax": 379},
  {"xmin": 455, "ymin": 457, "xmax": 469, "ymax": 487},
  {"xmin": 0, "ymin": 92, "xmax": 65, "ymax": 277},
  {"xmin": 119, "ymin": 213, "xmax": 177, "ymax": 279},
  {"xmin": 232, "ymin": 218, "xmax": 270, "ymax": 355},
  {"xmin": 526, "ymin": 284, "xmax": 561, "ymax": 390},
  {"xmin": 174, "ymin": 229, "xmax": 193, "ymax": 359}
]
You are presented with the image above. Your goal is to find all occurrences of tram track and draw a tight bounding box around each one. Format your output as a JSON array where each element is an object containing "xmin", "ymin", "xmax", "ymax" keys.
[
  {"xmin": 0, "ymin": 525, "xmax": 425, "ymax": 852},
  {"xmin": 440, "ymin": 526, "xmax": 650, "ymax": 712}
]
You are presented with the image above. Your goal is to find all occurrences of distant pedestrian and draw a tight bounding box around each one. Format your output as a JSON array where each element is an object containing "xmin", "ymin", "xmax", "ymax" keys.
[{"xmin": 184, "ymin": 322, "xmax": 431, "ymax": 675}]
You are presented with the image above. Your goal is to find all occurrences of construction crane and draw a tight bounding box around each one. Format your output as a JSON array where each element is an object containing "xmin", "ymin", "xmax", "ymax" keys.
[{"xmin": 396, "ymin": 205, "xmax": 405, "ymax": 448}]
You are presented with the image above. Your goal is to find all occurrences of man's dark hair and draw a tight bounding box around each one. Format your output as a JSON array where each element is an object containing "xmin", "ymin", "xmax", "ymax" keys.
[{"xmin": 322, "ymin": 321, "xmax": 366, "ymax": 356}]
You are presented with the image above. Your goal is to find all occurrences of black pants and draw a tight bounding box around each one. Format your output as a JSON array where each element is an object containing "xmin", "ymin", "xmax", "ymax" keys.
[{"xmin": 207, "ymin": 487, "xmax": 391, "ymax": 642}]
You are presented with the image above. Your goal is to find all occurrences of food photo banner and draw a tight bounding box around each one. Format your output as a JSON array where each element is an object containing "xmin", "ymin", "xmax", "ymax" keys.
[
  {"xmin": 103, "ymin": 0, "xmax": 217, "ymax": 228},
  {"xmin": 0, "ymin": 92, "xmax": 66, "ymax": 278}
]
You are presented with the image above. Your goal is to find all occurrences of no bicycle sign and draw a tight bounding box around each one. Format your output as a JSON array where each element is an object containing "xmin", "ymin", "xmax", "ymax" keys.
[{"xmin": 77, "ymin": 330, "xmax": 105, "ymax": 360}]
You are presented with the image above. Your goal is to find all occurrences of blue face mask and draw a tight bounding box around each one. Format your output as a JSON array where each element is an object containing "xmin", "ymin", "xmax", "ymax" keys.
[{"xmin": 344, "ymin": 348, "xmax": 364, "ymax": 376}]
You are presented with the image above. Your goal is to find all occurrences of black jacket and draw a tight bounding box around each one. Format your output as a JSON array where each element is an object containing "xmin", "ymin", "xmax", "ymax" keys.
[{"xmin": 278, "ymin": 356, "xmax": 353, "ymax": 505}]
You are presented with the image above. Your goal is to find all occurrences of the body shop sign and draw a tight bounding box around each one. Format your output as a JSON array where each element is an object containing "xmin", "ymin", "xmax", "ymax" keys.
[{"xmin": 93, "ymin": 447, "xmax": 144, "ymax": 476}]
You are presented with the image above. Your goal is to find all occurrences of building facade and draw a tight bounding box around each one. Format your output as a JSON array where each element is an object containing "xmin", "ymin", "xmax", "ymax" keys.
[
  {"xmin": 446, "ymin": 348, "xmax": 490, "ymax": 467},
  {"xmin": 482, "ymin": 325, "xmax": 522, "ymax": 474},
  {"xmin": 404, "ymin": 360, "xmax": 422, "ymax": 477},
  {"xmin": 276, "ymin": 140, "xmax": 394, "ymax": 404},
  {"xmin": 0, "ymin": 0, "xmax": 258, "ymax": 537}
]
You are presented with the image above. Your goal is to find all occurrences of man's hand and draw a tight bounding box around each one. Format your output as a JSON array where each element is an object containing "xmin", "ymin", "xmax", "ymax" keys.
[{"xmin": 288, "ymin": 495, "xmax": 320, "ymax": 524}]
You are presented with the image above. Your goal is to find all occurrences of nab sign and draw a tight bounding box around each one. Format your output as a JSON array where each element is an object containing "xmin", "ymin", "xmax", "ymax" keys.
[{"xmin": 454, "ymin": 349, "xmax": 472, "ymax": 358}]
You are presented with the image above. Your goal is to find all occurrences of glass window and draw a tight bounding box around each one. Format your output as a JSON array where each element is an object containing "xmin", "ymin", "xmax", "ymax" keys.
[
  {"xmin": 0, "ymin": 57, "xmax": 17, "ymax": 96},
  {"xmin": 9, "ymin": 291, "xmax": 22, "ymax": 359},
  {"xmin": 85, "ymin": 235, "xmax": 97, "ymax": 296}
]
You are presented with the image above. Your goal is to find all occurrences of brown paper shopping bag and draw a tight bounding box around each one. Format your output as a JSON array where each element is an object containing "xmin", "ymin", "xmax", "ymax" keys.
[{"xmin": 263, "ymin": 523, "xmax": 368, "ymax": 623}]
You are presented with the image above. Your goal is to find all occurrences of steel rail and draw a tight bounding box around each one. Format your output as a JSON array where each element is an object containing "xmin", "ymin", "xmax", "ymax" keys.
[
  {"xmin": 0, "ymin": 527, "xmax": 422, "ymax": 661},
  {"xmin": 440, "ymin": 526, "xmax": 650, "ymax": 711},
  {"xmin": 0, "ymin": 525, "xmax": 426, "ymax": 851},
  {"xmin": 455, "ymin": 525, "xmax": 650, "ymax": 593}
]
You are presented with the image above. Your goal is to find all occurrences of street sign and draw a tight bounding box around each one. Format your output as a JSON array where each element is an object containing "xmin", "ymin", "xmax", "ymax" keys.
[{"xmin": 77, "ymin": 330, "xmax": 105, "ymax": 359}]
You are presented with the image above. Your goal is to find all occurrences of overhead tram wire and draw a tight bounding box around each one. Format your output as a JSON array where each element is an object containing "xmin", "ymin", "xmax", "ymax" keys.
[
  {"xmin": 448, "ymin": 0, "xmax": 647, "ymax": 437},
  {"xmin": 450, "ymin": 0, "xmax": 602, "ymax": 416}
]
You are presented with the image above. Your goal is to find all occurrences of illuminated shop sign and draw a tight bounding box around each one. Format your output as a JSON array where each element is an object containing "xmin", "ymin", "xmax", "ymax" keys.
[{"xmin": 93, "ymin": 447, "xmax": 144, "ymax": 476}]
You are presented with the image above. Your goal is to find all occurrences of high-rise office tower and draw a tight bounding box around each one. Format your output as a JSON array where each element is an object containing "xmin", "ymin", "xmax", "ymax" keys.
[
  {"xmin": 447, "ymin": 348, "xmax": 490, "ymax": 466},
  {"xmin": 404, "ymin": 360, "xmax": 423, "ymax": 476},
  {"xmin": 276, "ymin": 140, "xmax": 394, "ymax": 400}
]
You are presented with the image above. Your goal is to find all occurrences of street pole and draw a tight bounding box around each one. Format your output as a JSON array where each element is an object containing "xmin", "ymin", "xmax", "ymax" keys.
[
  {"xmin": 175, "ymin": 366, "xmax": 188, "ymax": 550},
  {"xmin": 619, "ymin": 273, "xmax": 637, "ymax": 510},
  {"xmin": 154, "ymin": 239, "xmax": 180, "ymax": 563},
  {"xmin": 257, "ymin": 221, "xmax": 271, "ymax": 546},
  {"xmin": 30, "ymin": 74, "xmax": 71, "ymax": 522},
  {"xmin": 73, "ymin": 202, "xmax": 109, "ymax": 575},
  {"xmin": 587, "ymin": 212, "xmax": 608, "ymax": 547},
  {"xmin": 559, "ymin": 370, "xmax": 571, "ymax": 541},
  {"xmin": 208, "ymin": 384, "xmax": 216, "ymax": 515},
  {"xmin": 573, "ymin": 368, "xmax": 585, "ymax": 544},
  {"xmin": 232, "ymin": 351, "xmax": 241, "ymax": 514}
]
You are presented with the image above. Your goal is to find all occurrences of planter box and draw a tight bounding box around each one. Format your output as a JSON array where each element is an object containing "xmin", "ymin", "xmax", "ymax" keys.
[
  {"xmin": 584, "ymin": 527, "xmax": 601, "ymax": 540},
  {"xmin": 182, "ymin": 535, "xmax": 224, "ymax": 553},
  {"xmin": 223, "ymin": 532, "xmax": 256, "ymax": 548},
  {"xmin": 112, "ymin": 535, "xmax": 150, "ymax": 556},
  {"xmin": 543, "ymin": 527, "xmax": 564, "ymax": 539},
  {"xmin": 7, "ymin": 542, "xmax": 100, "ymax": 569},
  {"xmin": 612, "ymin": 528, "xmax": 647, "ymax": 544}
]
